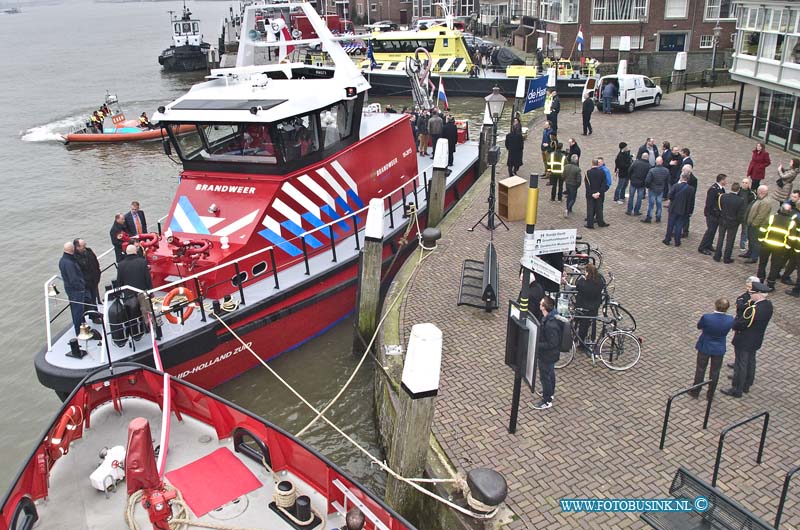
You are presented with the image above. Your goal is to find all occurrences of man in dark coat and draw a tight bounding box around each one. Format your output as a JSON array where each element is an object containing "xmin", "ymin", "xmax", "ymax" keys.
[
  {"xmin": 636, "ymin": 138, "xmax": 657, "ymax": 166},
  {"xmin": 721, "ymin": 283, "xmax": 773, "ymax": 398},
  {"xmin": 698, "ymin": 173, "xmax": 728, "ymax": 254},
  {"xmin": 117, "ymin": 245, "xmax": 153, "ymax": 293},
  {"xmin": 584, "ymin": 159, "xmax": 608, "ymax": 229},
  {"xmin": 714, "ymin": 183, "xmax": 746, "ymax": 263},
  {"xmin": 124, "ymin": 201, "xmax": 148, "ymax": 236},
  {"xmin": 442, "ymin": 115, "xmax": 458, "ymax": 167},
  {"xmin": 581, "ymin": 92, "xmax": 594, "ymax": 135},
  {"xmin": 74, "ymin": 238, "xmax": 102, "ymax": 305},
  {"xmin": 663, "ymin": 173, "xmax": 695, "ymax": 246},
  {"xmin": 427, "ymin": 110, "xmax": 443, "ymax": 159},
  {"xmin": 532, "ymin": 296, "xmax": 561, "ymax": 410},
  {"xmin": 59, "ymin": 242, "xmax": 89, "ymax": 335},
  {"xmin": 547, "ymin": 89, "xmax": 560, "ymax": 133},
  {"xmin": 563, "ymin": 154, "xmax": 582, "ymax": 218},
  {"xmin": 626, "ymin": 153, "xmax": 650, "ymax": 216},
  {"xmin": 109, "ymin": 213, "xmax": 129, "ymax": 262},
  {"xmin": 505, "ymin": 127, "xmax": 524, "ymax": 177},
  {"xmin": 641, "ymin": 157, "xmax": 669, "ymax": 223}
]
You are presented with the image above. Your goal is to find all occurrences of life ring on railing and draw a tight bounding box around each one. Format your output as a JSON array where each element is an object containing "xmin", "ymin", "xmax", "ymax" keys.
[
  {"xmin": 137, "ymin": 232, "xmax": 159, "ymax": 248},
  {"xmin": 163, "ymin": 287, "xmax": 195, "ymax": 324},
  {"xmin": 47, "ymin": 405, "xmax": 82, "ymax": 461}
]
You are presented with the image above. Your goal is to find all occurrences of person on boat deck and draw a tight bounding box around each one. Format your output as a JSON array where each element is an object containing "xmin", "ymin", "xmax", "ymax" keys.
[
  {"xmin": 59, "ymin": 241, "xmax": 91, "ymax": 335},
  {"xmin": 94, "ymin": 111, "xmax": 105, "ymax": 132},
  {"xmin": 117, "ymin": 244, "xmax": 153, "ymax": 294},
  {"xmin": 125, "ymin": 201, "xmax": 148, "ymax": 236},
  {"xmin": 101, "ymin": 103, "xmax": 111, "ymax": 117},
  {"xmin": 139, "ymin": 112, "xmax": 154, "ymax": 130},
  {"xmin": 89, "ymin": 113, "xmax": 102, "ymax": 134},
  {"xmin": 345, "ymin": 508, "xmax": 365, "ymax": 530},
  {"xmin": 110, "ymin": 213, "xmax": 130, "ymax": 262}
]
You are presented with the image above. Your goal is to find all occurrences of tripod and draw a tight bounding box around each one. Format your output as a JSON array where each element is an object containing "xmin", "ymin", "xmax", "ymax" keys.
[{"xmin": 469, "ymin": 121, "xmax": 509, "ymax": 233}]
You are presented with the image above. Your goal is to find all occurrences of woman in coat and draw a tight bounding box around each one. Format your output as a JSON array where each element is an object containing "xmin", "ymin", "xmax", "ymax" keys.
[
  {"xmin": 688, "ymin": 298, "xmax": 735, "ymax": 400},
  {"xmin": 505, "ymin": 125, "xmax": 524, "ymax": 177},
  {"xmin": 746, "ymin": 142, "xmax": 771, "ymax": 188},
  {"xmin": 773, "ymin": 157, "xmax": 799, "ymax": 204}
]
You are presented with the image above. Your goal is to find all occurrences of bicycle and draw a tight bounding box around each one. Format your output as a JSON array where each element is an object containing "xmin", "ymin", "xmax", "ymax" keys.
[
  {"xmin": 563, "ymin": 239, "xmax": 604, "ymax": 271},
  {"xmin": 559, "ymin": 270, "xmax": 636, "ymax": 332},
  {"xmin": 554, "ymin": 315, "xmax": 641, "ymax": 371}
]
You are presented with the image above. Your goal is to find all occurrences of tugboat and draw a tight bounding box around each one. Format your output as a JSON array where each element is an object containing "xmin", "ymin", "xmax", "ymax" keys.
[
  {"xmin": 158, "ymin": 2, "xmax": 210, "ymax": 72},
  {"xmin": 35, "ymin": 2, "xmax": 480, "ymax": 398},
  {"xmin": 2, "ymin": 362, "xmax": 417, "ymax": 529}
]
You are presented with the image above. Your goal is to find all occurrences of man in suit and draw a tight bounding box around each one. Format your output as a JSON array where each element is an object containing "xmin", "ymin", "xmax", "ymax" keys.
[
  {"xmin": 581, "ymin": 92, "xmax": 594, "ymax": 135},
  {"xmin": 688, "ymin": 298, "xmax": 735, "ymax": 400},
  {"xmin": 714, "ymin": 183, "xmax": 746, "ymax": 263},
  {"xmin": 110, "ymin": 213, "xmax": 129, "ymax": 263},
  {"xmin": 698, "ymin": 173, "xmax": 728, "ymax": 255},
  {"xmin": 636, "ymin": 137, "xmax": 657, "ymax": 167},
  {"xmin": 721, "ymin": 282, "xmax": 773, "ymax": 398},
  {"xmin": 663, "ymin": 172, "xmax": 695, "ymax": 246},
  {"xmin": 584, "ymin": 158, "xmax": 609, "ymax": 229},
  {"xmin": 124, "ymin": 201, "xmax": 148, "ymax": 236}
]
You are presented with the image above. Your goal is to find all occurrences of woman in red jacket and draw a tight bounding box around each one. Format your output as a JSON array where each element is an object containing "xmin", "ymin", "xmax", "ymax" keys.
[{"xmin": 747, "ymin": 142, "xmax": 771, "ymax": 187}]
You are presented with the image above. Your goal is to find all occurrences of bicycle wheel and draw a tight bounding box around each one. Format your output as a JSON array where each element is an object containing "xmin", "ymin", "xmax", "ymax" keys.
[
  {"xmin": 554, "ymin": 340, "xmax": 575, "ymax": 369},
  {"xmin": 608, "ymin": 302, "xmax": 636, "ymax": 332},
  {"xmin": 597, "ymin": 331, "xmax": 641, "ymax": 371},
  {"xmin": 589, "ymin": 248, "xmax": 603, "ymax": 270}
]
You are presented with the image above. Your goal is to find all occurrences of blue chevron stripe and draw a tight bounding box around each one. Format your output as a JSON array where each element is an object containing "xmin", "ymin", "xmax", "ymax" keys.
[
  {"xmin": 257, "ymin": 228, "xmax": 302, "ymax": 256},
  {"xmin": 282, "ymin": 220, "xmax": 323, "ymax": 248},
  {"xmin": 347, "ymin": 190, "xmax": 365, "ymax": 208},
  {"xmin": 177, "ymin": 196, "xmax": 211, "ymax": 235},
  {"xmin": 321, "ymin": 204, "xmax": 350, "ymax": 231}
]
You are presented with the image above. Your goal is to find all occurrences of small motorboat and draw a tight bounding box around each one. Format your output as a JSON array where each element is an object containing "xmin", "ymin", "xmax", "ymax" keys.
[
  {"xmin": 62, "ymin": 94, "xmax": 193, "ymax": 145},
  {"xmin": 0, "ymin": 361, "xmax": 417, "ymax": 530}
]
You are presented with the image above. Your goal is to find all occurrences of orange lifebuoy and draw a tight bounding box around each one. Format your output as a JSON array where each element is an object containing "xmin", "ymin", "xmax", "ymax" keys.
[
  {"xmin": 138, "ymin": 232, "xmax": 159, "ymax": 248},
  {"xmin": 48, "ymin": 405, "xmax": 82, "ymax": 461},
  {"xmin": 163, "ymin": 287, "xmax": 195, "ymax": 324}
]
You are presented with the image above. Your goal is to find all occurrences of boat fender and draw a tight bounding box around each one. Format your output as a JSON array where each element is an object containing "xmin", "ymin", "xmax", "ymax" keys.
[
  {"xmin": 108, "ymin": 296, "xmax": 129, "ymax": 346},
  {"xmin": 89, "ymin": 445, "xmax": 126, "ymax": 492},
  {"xmin": 232, "ymin": 426, "xmax": 272, "ymax": 467},
  {"xmin": 9, "ymin": 496, "xmax": 38, "ymax": 530},
  {"xmin": 162, "ymin": 287, "xmax": 195, "ymax": 324},
  {"xmin": 47, "ymin": 405, "xmax": 83, "ymax": 461}
]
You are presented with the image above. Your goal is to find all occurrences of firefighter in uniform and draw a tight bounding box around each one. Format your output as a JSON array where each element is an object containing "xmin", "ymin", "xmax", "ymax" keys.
[
  {"xmin": 786, "ymin": 220, "xmax": 800, "ymax": 297},
  {"xmin": 757, "ymin": 202, "xmax": 798, "ymax": 290},
  {"xmin": 547, "ymin": 143, "xmax": 566, "ymax": 202}
]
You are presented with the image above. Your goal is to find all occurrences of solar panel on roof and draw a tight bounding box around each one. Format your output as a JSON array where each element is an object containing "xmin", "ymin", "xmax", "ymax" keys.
[{"xmin": 171, "ymin": 99, "xmax": 287, "ymax": 111}]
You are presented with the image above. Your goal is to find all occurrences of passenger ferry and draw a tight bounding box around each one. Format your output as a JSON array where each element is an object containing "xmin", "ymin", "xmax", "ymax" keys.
[
  {"xmin": 158, "ymin": 2, "xmax": 211, "ymax": 72},
  {"xmin": 35, "ymin": 2, "xmax": 480, "ymax": 399}
]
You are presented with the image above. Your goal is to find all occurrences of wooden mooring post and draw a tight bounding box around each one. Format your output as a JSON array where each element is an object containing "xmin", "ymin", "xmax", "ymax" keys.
[
  {"xmin": 353, "ymin": 198, "xmax": 384, "ymax": 353},
  {"xmin": 385, "ymin": 323, "xmax": 442, "ymax": 520},
  {"xmin": 428, "ymin": 139, "xmax": 449, "ymax": 228}
]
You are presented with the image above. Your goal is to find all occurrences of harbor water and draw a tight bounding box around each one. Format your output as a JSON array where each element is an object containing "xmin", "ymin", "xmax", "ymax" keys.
[{"xmin": 0, "ymin": 0, "xmax": 502, "ymax": 496}]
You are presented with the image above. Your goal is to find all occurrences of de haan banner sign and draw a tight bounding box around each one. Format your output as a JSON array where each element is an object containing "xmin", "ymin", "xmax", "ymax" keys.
[{"xmin": 523, "ymin": 76, "xmax": 549, "ymax": 114}]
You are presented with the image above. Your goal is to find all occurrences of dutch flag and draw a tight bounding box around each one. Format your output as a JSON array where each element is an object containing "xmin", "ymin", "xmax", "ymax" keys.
[
  {"xmin": 576, "ymin": 25, "xmax": 584, "ymax": 53},
  {"xmin": 438, "ymin": 78, "xmax": 449, "ymax": 110}
]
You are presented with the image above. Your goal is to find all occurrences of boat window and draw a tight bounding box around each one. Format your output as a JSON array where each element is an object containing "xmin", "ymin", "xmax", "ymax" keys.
[
  {"xmin": 252, "ymin": 261, "xmax": 267, "ymax": 276},
  {"xmin": 320, "ymin": 101, "xmax": 354, "ymax": 148},
  {"xmin": 173, "ymin": 125, "xmax": 204, "ymax": 159},
  {"xmin": 174, "ymin": 23, "xmax": 181, "ymax": 34},
  {"xmin": 276, "ymin": 114, "xmax": 319, "ymax": 162},
  {"xmin": 182, "ymin": 22, "xmax": 192, "ymax": 33},
  {"xmin": 192, "ymin": 22, "xmax": 199, "ymax": 33},
  {"xmin": 199, "ymin": 123, "xmax": 279, "ymax": 163}
]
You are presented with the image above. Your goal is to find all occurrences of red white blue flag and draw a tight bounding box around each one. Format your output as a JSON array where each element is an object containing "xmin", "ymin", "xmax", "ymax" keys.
[
  {"xmin": 576, "ymin": 25, "xmax": 584, "ymax": 52},
  {"xmin": 438, "ymin": 78, "xmax": 449, "ymax": 110}
]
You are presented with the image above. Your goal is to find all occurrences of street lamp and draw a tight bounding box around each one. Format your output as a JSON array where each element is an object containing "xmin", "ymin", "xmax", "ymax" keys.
[
  {"xmin": 552, "ymin": 43, "xmax": 564, "ymax": 60},
  {"xmin": 470, "ymin": 87, "xmax": 508, "ymax": 232},
  {"xmin": 711, "ymin": 21, "xmax": 722, "ymax": 87}
]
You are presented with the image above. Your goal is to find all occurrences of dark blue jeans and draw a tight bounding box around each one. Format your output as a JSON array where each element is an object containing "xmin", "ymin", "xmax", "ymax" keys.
[
  {"xmin": 665, "ymin": 212, "xmax": 687, "ymax": 245},
  {"xmin": 627, "ymin": 186, "xmax": 645, "ymax": 214},
  {"xmin": 603, "ymin": 96, "xmax": 612, "ymax": 113},
  {"xmin": 539, "ymin": 359, "xmax": 556, "ymax": 402},
  {"xmin": 566, "ymin": 186, "xmax": 578, "ymax": 213},
  {"xmin": 614, "ymin": 178, "xmax": 629, "ymax": 201},
  {"xmin": 646, "ymin": 190, "xmax": 663, "ymax": 221}
]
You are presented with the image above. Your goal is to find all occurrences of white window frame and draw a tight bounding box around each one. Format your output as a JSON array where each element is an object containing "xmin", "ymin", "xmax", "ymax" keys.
[
  {"xmin": 609, "ymin": 35, "xmax": 620, "ymax": 49},
  {"xmin": 591, "ymin": 0, "xmax": 648, "ymax": 23},
  {"xmin": 590, "ymin": 35, "xmax": 604, "ymax": 49},
  {"xmin": 630, "ymin": 35, "xmax": 643, "ymax": 49},
  {"xmin": 371, "ymin": 3, "xmax": 377, "ymax": 11},
  {"xmin": 704, "ymin": 0, "xmax": 736, "ymax": 22},
  {"xmin": 665, "ymin": 0, "xmax": 688, "ymax": 19},
  {"xmin": 699, "ymin": 35, "xmax": 714, "ymax": 48},
  {"xmin": 540, "ymin": 0, "xmax": 580, "ymax": 23}
]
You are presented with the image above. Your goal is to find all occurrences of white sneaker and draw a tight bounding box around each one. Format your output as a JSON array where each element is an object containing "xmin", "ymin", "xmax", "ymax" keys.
[{"xmin": 532, "ymin": 400, "xmax": 552, "ymax": 410}]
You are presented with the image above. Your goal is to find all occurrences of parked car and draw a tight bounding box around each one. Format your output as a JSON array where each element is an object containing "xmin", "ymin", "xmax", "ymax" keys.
[
  {"xmin": 587, "ymin": 74, "xmax": 663, "ymax": 113},
  {"xmin": 365, "ymin": 20, "xmax": 398, "ymax": 31}
]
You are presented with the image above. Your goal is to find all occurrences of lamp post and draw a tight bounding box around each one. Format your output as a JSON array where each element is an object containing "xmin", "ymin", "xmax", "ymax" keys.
[
  {"xmin": 711, "ymin": 21, "xmax": 722, "ymax": 87},
  {"xmin": 638, "ymin": 16, "xmax": 646, "ymax": 52},
  {"xmin": 470, "ymin": 86, "xmax": 508, "ymax": 232},
  {"xmin": 552, "ymin": 43, "xmax": 564, "ymax": 60}
]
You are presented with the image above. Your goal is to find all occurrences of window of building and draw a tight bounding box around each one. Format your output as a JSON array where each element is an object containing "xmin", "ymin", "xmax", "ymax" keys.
[
  {"xmin": 785, "ymin": 36, "xmax": 800, "ymax": 64},
  {"xmin": 630, "ymin": 35, "xmax": 643, "ymax": 49},
  {"xmin": 704, "ymin": 0, "xmax": 735, "ymax": 21},
  {"xmin": 699, "ymin": 35, "xmax": 714, "ymax": 48},
  {"xmin": 590, "ymin": 35, "xmax": 604, "ymax": 49},
  {"xmin": 760, "ymin": 32, "xmax": 786, "ymax": 62},
  {"xmin": 592, "ymin": 0, "xmax": 647, "ymax": 22},
  {"xmin": 371, "ymin": 3, "xmax": 377, "ymax": 11},
  {"xmin": 665, "ymin": 0, "xmax": 687, "ymax": 19},
  {"xmin": 609, "ymin": 35, "xmax": 620, "ymax": 49},
  {"xmin": 658, "ymin": 32, "xmax": 687, "ymax": 52},
  {"xmin": 541, "ymin": 0, "xmax": 579, "ymax": 23},
  {"xmin": 738, "ymin": 30, "xmax": 760, "ymax": 56}
]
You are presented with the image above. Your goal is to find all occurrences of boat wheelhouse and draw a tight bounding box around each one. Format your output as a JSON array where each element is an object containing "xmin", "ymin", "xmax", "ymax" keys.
[{"xmin": 158, "ymin": 3, "xmax": 211, "ymax": 72}]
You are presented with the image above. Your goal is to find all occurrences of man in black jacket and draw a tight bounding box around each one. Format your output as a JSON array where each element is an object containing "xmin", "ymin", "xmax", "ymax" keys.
[
  {"xmin": 74, "ymin": 238, "xmax": 102, "ymax": 305},
  {"xmin": 584, "ymin": 159, "xmax": 608, "ymax": 229},
  {"xmin": 117, "ymin": 245, "xmax": 153, "ymax": 294},
  {"xmin": 698, "ymin": 174, "xmax": 728, "ymax": 254},
  {"xmin": 626, "ymin": 153, "xmax": 650, "ymax": 216},
  {"xmin": 110, "ymin": 213, "xmax": 129, "ymax": 262},
  {"xmin": 641, "ymin": 156, "xmax": 669, "ymax": 223},
  {"xmin": 663, "ymin": 173, "xmax": 695, "ymax": 246},
  {"xmin": 714, "ymin": 183, "xmax": 746, "ymax": 263},
  {"xmin": 547, "ymin": 89, "xmax": 560, "ymax": 133},
  {"xmin": 442, "ymin": 115, "xmax": 458, "ymax": 167},
  {"xmin": 721, "ymin": 282, "xmax": 773, "ymax": 398},
  {"xmin": 532, "ymin": 296, "xmax": 562, "ymax": 410},
  {"xmin": 59, "ymin": 242, "xmax": 89, "ymax": 335},
  {"xmin": 581, "ymin": 92, "xmax": 594, "ymax": 135}
]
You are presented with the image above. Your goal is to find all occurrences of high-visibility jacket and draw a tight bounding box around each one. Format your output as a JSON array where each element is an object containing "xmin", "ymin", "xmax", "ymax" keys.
[
  {"xmin": 758, "ymin": 211, "xmax": 797, "ymax": 249},
  {"xmin": 547, "ymin": 151, "xmax": 565, "ymax": 177},
  {"xmin": 791, "ymin": 221, "xmax": 800, "ymax": 253}
]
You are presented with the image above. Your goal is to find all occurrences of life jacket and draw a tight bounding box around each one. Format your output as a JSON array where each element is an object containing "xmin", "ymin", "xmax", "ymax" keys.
[{"xmin": 758, "ymin": 212, "xmax": 797, "ymax": 249}]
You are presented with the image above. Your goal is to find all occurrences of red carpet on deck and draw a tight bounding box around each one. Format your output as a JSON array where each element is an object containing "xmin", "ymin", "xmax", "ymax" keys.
[{"xmin": 166, "ymin": 447, "xmax": 262, "ymax": 516}]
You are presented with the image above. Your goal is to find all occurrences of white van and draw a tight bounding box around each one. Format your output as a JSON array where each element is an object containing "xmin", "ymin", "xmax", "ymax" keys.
[{"xmin": 588, "ymin": 74, "xmax": 663, "ymax": 113}]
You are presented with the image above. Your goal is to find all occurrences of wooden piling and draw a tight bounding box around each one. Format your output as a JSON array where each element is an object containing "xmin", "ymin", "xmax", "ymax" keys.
[
  {"xmin": 385, "ymin": 323, "xmax": 442, "ymax": 521},
  {"xmin": 353, "ymin": 198, "xmax": 385, "ymax": 353},
  {"xmin": 428, "ymin": 139, "xmax": 449, "ymax": 228}
]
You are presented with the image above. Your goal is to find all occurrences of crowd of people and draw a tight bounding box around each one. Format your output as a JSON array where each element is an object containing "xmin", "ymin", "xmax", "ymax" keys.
[
  {"xmin": 58, "ymin": 200, "xmax": 154, "ymax": 337},
  {"xmin": 406, "ymin": 106, "xmax": 460, "ymax": 166},
  {"xmin": 85, "ymin": 102, "xmax": 112, "ymax": 134}
]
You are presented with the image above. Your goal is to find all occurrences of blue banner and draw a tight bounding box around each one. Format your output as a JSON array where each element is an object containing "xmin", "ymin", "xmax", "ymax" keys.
[{"xmin": 523, "ymin": 76, "xmax": 549, "ymax": 114}]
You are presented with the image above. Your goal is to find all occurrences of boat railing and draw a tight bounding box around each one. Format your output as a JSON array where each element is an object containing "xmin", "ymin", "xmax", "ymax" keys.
[{"xmin": 44, "ymin": 162, "xmax": 440, "ymax": 351}]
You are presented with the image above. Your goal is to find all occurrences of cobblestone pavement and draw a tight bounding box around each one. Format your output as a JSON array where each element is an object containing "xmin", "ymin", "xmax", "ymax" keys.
[{"xmin": 398, "ymin": 87, "xmax": 800, "ymax": 529}]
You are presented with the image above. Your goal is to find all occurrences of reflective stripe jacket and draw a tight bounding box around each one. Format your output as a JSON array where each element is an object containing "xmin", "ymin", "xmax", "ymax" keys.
[{"xmin": 758, "ymin": 210, "xmax": 798, "ymax": 249}]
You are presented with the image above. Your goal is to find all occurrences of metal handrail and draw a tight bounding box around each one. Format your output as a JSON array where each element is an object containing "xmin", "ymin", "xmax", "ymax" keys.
[
  {"xmin": 659, "ymin": 380, "xmax": 714, "ymax": 450},
  {"xmin": 775, "ymin": 465, "xmax": 800, "ymax": 528},
  {"xmin": 43, "ymin": 157, "xmax": 444, "ymax": 350},
  {"xmin": 711, "ymin": 411, "xmax": 770, "ymax": 488}
]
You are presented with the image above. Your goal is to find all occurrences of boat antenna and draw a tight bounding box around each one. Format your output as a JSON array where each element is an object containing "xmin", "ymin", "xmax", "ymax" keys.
[{"xmin": 435, "ymin": 0, "xmax": 454, "ymax": 30}]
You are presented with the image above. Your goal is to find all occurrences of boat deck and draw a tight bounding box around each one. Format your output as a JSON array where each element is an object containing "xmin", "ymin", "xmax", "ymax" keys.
[{"xmin": 37, "ymin": 398, "xmax": 346, "ymax": 529}]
